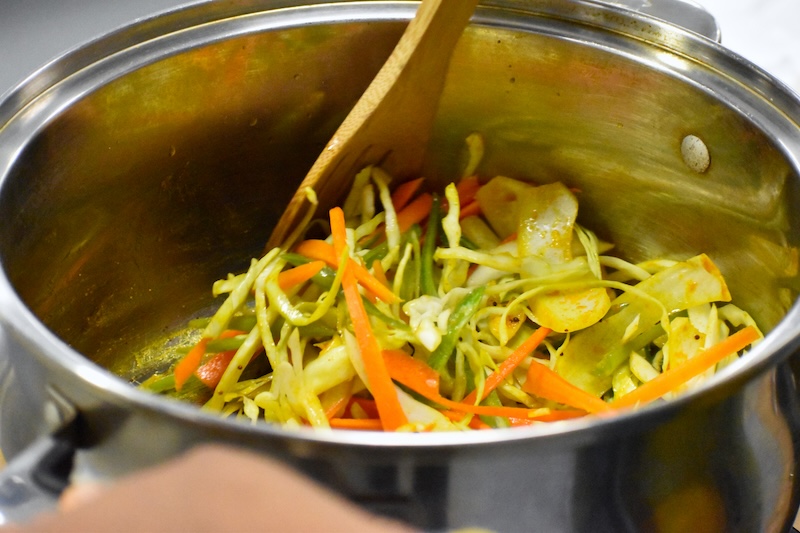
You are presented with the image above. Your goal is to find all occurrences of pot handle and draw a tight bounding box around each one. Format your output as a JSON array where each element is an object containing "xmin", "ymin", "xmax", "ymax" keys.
[
  {"xmin": 0, "ymin": 416, "xmax": 76, "ymax": 524},
  {"xmin": 602, "ymin": 0, "xmax": 721, "ymax": 42}
]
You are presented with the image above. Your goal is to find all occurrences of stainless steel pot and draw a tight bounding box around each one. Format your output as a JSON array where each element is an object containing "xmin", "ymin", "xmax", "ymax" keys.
[{"xmin": 1, "ymin": 1, "xmax": 800, "ymax": 531}]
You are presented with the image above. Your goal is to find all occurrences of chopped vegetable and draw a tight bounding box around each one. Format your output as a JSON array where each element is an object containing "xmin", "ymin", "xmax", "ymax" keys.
[
  {"xmin": 277, "ymin": 261, "xmax": 325, "ymax": 291},
  {"xmin": 294, "ymin": 239, "xmax": 398, "ymax": 303},
  {"xmin": 174, "ymin": 338, "xmax": 209, "ymax": 391},
  {"xmin": 141, "ymin": 161, "xmax": 763, "ymax": 432},
  {"xmin": 611, "ymin": 325, "xmax": 760, "ymax": 409},
  {"xmin": 523, "ymin": 360, "xmax": 612, "ymax": 414},
  {"xmin": 391, "ymin": 177, "xmax": 426, "ymax": 212},
  {"xmin": 331, "ymin": 207, "xmax": 408, "ymax": 431},
  {"xmin": 462, "ymin": 325, "xmax": 551, "ymax": 405}
]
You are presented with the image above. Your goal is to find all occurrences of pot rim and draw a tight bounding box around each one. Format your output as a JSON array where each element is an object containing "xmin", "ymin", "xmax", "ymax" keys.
[{"xmin": 2, "ymin": 0, "xmax": 800, "ymax": 448}]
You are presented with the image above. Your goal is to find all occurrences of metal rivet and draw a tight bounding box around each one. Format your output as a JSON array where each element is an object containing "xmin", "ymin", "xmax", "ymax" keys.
[{"xmin": 681, "ymin": 134, "xmax": 710, "ymax": 173}]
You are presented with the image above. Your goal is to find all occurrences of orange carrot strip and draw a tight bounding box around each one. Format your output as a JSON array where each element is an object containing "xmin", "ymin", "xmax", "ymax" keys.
[
  {"xmin": 372, "ymin": 260, "xmax": 390, "ymax": 289},
  {"xmin": 523, "ymin": 362, "xmax": 612, "ymax": 413},
  {"xmin": 391, "ymin": 372, "xmax": 544, "ymax": 420},
  {"xmin": 611, "ymin": 326, "xmax": 760, "ymax": 409},
  {"xmin": 462, "ymin": 326, "xmax": 552, "ymax": 405},
  {"xmin": 329, "ymin": 418, "xmax": 384, "ymax": 431},
  {"xmin": 500, "ymin": 232, "xmax": 518, "ymax": 245},
  {"xmin": 331, "ymin": 207, "xmax": 408, "ymax": 431},
  {"xmin": 194, "ymin": 329, "xmax": 256, "ymax": 389},
  {"xmin": 324, "ymin": 394, "xmax": 351, "ymax": 420},
  {"xmin": 456, "ymin": 175, "xmax": 481, "ymax": 205},
  {"xmin": 195, "ymin": 350, "xmax": 236, "ymax": 389},
  {"xmin": 441, "ymin": 410, "xmax": 492, "ymax": 429},
  {"xmin": 278, "ymin": 261, "xmax": 325, "ymax": 291},
  {"xmin": 469, "ymin": 417, "xmax": 492, "ymax": 430},
  {"xmin": 347, "ymin": 397, "xmax": 379, "ymax": 419},
  {"xmin": 459, "ymin": 200, "xmax": 481, "ymax": 219},
  {"xmin": 391, "ymin": 177, "xmax": 425, "ymax": 212},
  {"xmin": 435, "ymin": 393, "xmax": 545, "ymax": 418},
  {"xmin": 508, "ymin": 409, "xmax": 587, "ymax": 426},
  {"xmin": 294, "ymin": 239, "xmax": 398, "ymax": 303},
  {"xmin": 383, "ymin": 349, "xmax": 440, "ymax": 396},
  {"xmin": 396, "ymin": 193, "xmax": 433, "ymax": 233},
  {"xmin": 174, "ymin": 338, "xmax": 209, "ymax": 391}
]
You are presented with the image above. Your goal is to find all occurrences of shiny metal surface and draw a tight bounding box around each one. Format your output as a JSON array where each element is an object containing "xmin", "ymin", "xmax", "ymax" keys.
[{"xmin": 1, "ymin": 1, "xmax": 800, "ymax": 531}]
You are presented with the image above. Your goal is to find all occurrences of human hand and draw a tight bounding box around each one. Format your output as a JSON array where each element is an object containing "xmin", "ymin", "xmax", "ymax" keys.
[{"xmin": 6, "ymin": 444, "xmax": 416, "ymax": 533}]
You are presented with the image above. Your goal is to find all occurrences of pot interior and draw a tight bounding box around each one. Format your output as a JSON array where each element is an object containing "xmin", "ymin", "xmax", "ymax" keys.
[{"xmin": 1, "ymin": 1, "xmax": 799, "ymax": 382}]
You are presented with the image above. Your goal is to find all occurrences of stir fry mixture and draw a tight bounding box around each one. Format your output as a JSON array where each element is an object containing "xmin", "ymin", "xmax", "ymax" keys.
[{"xmin": 141, "ymin": 139, "xmax": 761, "ymax": 431}]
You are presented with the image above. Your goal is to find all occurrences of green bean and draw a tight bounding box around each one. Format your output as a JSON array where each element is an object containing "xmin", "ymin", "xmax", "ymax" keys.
[
  {"xmin": 364, "ymin": 300, "xmax": 412, "ymax": 333},
  {"xmin": 595, "ymin": 323, "xmax": 665, "ymax": 377},
  {"xmin": 206, "ymin": 335, "xmax": 247, "ymax": 353},
  {"xmin": 141, "ymin": 373, "xmax": 176, "ymax": 393},
  {"xmin": 282, "ymin": 253, "xmax": 336, "ymax": 290},
  {"xmin": 459, "ymin": 234, "xmax": 479, "ymax": 251},
  {"xmin": 421, "ymin": 194, "xmax": 441, "ymax": 296},
  {"xmin": 428, "ymin": 286, "xmax": 485, "ymax": 371},
  {"xmin": 361, "ymin": 241, "xmax": 389, "ymax": 266},
  {"xmin": 297, "ymin": 323, "xmax": 337, "ymax": 340},
  {"xmin": 479, "ymin": 390, "xmax": 510, "ymax": 429}
]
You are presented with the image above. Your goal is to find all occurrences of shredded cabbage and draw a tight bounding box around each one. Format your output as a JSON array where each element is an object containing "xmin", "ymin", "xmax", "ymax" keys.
[{"xmin": 139, "ymin": 166, "xmax": 764, "ymax": 432}]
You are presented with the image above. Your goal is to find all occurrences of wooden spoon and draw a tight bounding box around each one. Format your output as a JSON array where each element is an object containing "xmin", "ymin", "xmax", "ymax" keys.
[{"xmin": 267, "ymin": 0, "xmax": 479, "ymax": 248}]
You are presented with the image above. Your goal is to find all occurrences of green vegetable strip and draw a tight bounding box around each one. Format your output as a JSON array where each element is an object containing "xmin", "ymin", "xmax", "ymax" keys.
[
  {"xmin": 143, "ymin": 373, "xmax": 176, "ymax": 393},
  {"xmin": 203, "ymin": 249, "xmax": 279, "ymax": 339},
  {"xmin": 206, "ymin": 335, "xmax": 247, "ymax": 353},
  {"xmin": 204, "ymin": 325, "xmax": 263, "ymax": 411},
  {"xmin": 480, "ymin": 390, "xmax": 510, "ymax": 428},
  {"xmin": 421, "ymin": 194, "xmax": 442, "ymax": 296},
  {"xmin": 594, "ymin": 323, "xmax": 665, "ymax": 376},
  {"xmin": 428, "ymin": 286, "xmax": 486, "ymax": 371},
  {"xmin": 459, "ymin": 235, "xmax": 478, "ymax": 251},
  {"xmin": 283, "ymin": 253, "xmax": 338, "ymax": 290},
  {"xmin": 364, "ymin": 300, "xmax": 412, "ymax": 333},
  {"xmin": 143, "ymin": 169, "xmax": 761, "ymax": 431},
  {"xmin": 362, "ymin": 241, "xmax": 389, "ymax": 266}
]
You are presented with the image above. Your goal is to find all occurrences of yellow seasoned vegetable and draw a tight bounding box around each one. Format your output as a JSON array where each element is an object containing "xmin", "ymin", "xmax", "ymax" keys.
[{"xmin": 139, "ymin": 145, "xmax": 761, "ymax": 431}]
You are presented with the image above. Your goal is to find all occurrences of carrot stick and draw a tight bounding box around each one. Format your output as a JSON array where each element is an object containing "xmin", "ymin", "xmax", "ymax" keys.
[
  {"xmin": 278, "ymin": 261, "xmax": 325, "ymax": 291},
  {"xmin": 195, "ymin": 349, "xmax": 236, "ymax": 389},
  {"xmin": 371, "ymin": 260, "xmax": 390, "ymax": 289},
  {"xmin": 469, "ymin": 418, "xmax": 493, "ymax": 430},
  {"xmin": 324, "ymin": 395, "xmax": 351, "ymax": 420},
  {"xmin": 611, "ymin": 325, "xmax": 760, "ymax": 409},
  {"xmin": 391, "ymin": 177, "xmax": 425, "ymax": 212},
  {"xmin": 331, "ymin": 207, "xmax": 408, "ymax": 431},
  {"xmin": 462, "ymin": 326, "xmax": 552, "ymax": 405},
  {"xmin": 523, "ymin": 361, "xmax": 612, "ymax": 413},
  {"xmin": 347, "ymin": 397, "xmax": 379, "ymax": 419},
  {"xmin": 441, "ymin": 410, "xmax": 491, "ymax": 429},
  {"xmin": 194, "ymin": 329, "xmax": 254, "ymax": 389},
  {"xmin": 435, "ymin": 392, "xmax": 551, "ymax": 418},
  {"xmin": 500, "ymin": 232, "xmax": 518, "ymax": 245},
  {"xmin": 459, "ymin": 200, "xmax": 481, "ymax": 219},
  {"xmin": 383, "ymin": 349, "xmax": 440, "ymax": 396},
  {"xmin": 456, "ymin": 175, "xmax": 481, "ymax": 205},
  {"xmin": 507, "ymin": 409, "xmax": 587, "ymax": 425},
  {"xmin": 329, "ymin": 418, "xmax": 384, "ymax": 431},
  {"xmin": 174, "ymin": 338, "xmax": 209, "ymax": 391},
  {"xmin": 390, "ymin": 369, "xmax": 548, "ymax": 420},
  {"xmin": 294, "ymin": 239, "xmax": 398, "ymax": 303},
  {"xmin": 396, "ymin": 193, "xmax": 433, "ymax": 233}
]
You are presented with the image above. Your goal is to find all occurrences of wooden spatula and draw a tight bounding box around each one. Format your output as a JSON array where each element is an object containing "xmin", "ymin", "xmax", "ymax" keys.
[{"xmin": 267, "ymin": 0, "xmax": 479, "ymax": 249}]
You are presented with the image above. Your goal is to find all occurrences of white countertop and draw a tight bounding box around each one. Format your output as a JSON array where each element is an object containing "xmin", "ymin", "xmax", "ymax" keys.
[{"xmin": 696, "ymin": 0, "xmax": 800, "ymax": 94}]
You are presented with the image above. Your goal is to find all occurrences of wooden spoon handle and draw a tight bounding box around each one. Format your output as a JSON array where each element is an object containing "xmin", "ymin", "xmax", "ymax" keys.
[{"xmin": 268, "ymin": 0, "xmax": 479, "ymax": 249}]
